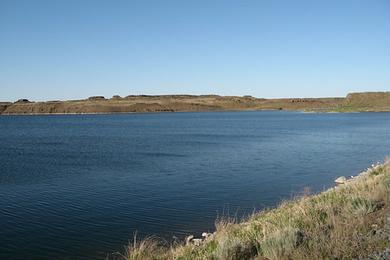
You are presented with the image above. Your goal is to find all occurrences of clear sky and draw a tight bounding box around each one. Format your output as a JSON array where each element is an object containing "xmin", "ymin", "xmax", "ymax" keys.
[{"xmin": 0, "ymin": 0, "xmax": 389, "ymax": 101}]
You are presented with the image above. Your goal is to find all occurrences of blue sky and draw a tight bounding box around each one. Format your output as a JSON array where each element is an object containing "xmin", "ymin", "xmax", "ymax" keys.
[{"xmin": 0, "ymin": 0, "xmax": 389, "ymax": 101}]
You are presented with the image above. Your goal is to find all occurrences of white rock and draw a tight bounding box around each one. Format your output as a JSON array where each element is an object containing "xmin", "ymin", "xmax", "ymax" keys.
[
  {"xmin": 185, "ymin": 235, "xmax": 194, "ymax": 245},
  {"xmin": 334, "ymin": 176, "xmax": 347, "ymax": 184},
  {"xmin": 192, "ymin": 238, "xmax": 203, "ymax": 246},
  {"xmin": 202, "ymin": 232, "xmax": 212, "ymax": 238}
]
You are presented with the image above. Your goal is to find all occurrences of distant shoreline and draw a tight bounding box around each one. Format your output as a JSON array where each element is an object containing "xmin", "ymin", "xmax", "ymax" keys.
[
  {"xmin": 0, "ymin": 109, "xmax": 298, "ymax": 116},
  {"xmin": 2, "ymin": 109, "xmax": 390, "ymax": 117},
  {"xmin": 1, "ymin": 91, "xmax": 389, "ymax": 115}
]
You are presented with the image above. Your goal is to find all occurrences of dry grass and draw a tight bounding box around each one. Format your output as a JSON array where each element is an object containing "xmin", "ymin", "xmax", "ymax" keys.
[
  {"xmin": 110, "ymin": 160, "xmax": 390, "ymax": 260},
  {"xmin": 110, "ymin": 233, "xmax": 168, "ymax": 260}
]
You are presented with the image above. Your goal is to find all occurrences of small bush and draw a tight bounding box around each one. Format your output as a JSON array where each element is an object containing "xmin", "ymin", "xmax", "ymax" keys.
[
  {"xmin": 260, "ymin": 227, "xmax": 303, "ymax": 259},
  {"xmin": 380, "ymin": 176, "xmax": 390, "ymax": 190},
  {"xmin": 215, "ymin": 236, "xmax": 236, "ymax": 259},
  {"xmin": 123, "ymin": 235, "xmax": 165, "ymax": 260},
  {"xmin": 349, "ymin": 197, "xmax": 377, "ymax": 216}
]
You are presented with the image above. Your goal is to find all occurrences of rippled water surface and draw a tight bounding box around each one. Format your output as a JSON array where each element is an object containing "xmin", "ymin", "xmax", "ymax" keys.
[{"xmin": 1, "ymin": 111, "xmax": 390, "ymax": 259}]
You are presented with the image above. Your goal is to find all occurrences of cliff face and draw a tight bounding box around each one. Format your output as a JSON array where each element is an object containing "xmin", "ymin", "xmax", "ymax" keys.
[
  {"xmin": 0, "ymin": 102, "xmax": 12, "ymax": 113},
  {"xmin": 1, "ymin": 92, "xmax": 389, "ymax": 115},
  {"xmin": 344, "ymin": 92, "xmax": 390, "ymax": 110}
]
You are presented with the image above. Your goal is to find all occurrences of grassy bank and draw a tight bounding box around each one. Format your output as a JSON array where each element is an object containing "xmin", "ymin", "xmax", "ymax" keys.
[{"xmin": 112, "ymin": 160, "xmax": 390, "ymax": 259}]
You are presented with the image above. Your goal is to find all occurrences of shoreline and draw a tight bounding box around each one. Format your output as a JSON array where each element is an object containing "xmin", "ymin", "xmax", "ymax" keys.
[
  {"xmin": 0, "ymin": 109, "xmax": 298, "ymax": 116},
  {"xmin": 110, "ymin": 160, "xmax": 390, "ymax": 259},
  {"xmin": 0, "ymin": 109, "xmax": 281, "ymax": 116},
  {"xmin": 2, "ymin": 109, "xmax": 390, "ymax": 117}
]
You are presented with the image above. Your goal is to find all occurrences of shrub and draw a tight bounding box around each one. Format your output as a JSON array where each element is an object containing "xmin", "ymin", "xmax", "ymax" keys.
[
  {"xmin": 260, "ymin": 227, "xmax": 303, "ymax": 259},
  {"xmin": 349, "ymin": 197, "xmax": 377, "ymax": 216}
]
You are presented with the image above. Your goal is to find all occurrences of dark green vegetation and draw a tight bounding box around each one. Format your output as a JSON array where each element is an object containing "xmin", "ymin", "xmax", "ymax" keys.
[
  {"xmin": 111, "ymin": 160, "xmax": 390, "ymax": 259},
  {"xmin": 1, "ymin": 92, "xmax": 389, "ymax": 114}
]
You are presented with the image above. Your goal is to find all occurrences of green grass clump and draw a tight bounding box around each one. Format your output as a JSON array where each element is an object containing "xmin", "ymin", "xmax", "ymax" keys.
[
  {"xmin": 260, "ymin": 227, "xmax": 302, "ymax": 259},
  {"xmin": 349, "ymin": 197, "xmax": 378, "ymax": 216}
]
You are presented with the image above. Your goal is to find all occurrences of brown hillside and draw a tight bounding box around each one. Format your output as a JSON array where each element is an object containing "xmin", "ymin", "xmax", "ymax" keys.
[{"xmin": 1, "ymin": 92, "xmax": 389, "ymax": 115}]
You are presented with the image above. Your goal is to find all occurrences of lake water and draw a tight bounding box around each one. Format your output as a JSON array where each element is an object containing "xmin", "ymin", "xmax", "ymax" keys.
[{"xmin": 1, "ymin": 111, "xmax": 390, "ymax": 259}]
